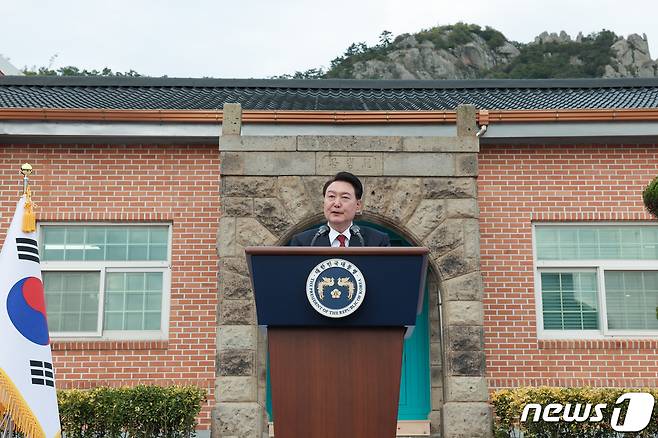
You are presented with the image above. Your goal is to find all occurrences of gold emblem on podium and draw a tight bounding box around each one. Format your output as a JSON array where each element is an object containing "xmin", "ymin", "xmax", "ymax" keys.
[{"xmin": 306, "ymin": 258, "xmax": 366, "ymax": 318}]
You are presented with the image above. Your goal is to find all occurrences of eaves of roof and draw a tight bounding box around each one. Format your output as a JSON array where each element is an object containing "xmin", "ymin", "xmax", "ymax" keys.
[
  {"xmin": 2, "ymin": 107, "xmax": 658, "ymax": 125},
  {"xmin": 3, "ymin": 77, "xmax": 658, "ymax": 123}
]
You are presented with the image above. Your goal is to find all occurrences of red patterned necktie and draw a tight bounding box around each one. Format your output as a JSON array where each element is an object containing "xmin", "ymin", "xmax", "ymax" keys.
[{"xmin": 336, "ymin": 234, "xmax": 347, "ymax": 247}]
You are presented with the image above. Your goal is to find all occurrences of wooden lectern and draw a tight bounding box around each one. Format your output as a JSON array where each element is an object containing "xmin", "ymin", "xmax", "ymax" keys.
[{"xmin": 246, "ymin": 247, "xmax": 428, "ymax": 438}]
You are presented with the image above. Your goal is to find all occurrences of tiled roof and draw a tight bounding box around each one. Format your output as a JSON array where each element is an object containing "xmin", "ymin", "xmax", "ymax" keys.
[{"xmin": 1, "ymin": 77, "xmax": 658, "ymax": 111}]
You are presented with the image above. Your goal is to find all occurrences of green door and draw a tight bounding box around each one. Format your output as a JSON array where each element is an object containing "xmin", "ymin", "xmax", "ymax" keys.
[{"xmin": 266, "ymin": 222, "xmax": 431, "ymax": 421}]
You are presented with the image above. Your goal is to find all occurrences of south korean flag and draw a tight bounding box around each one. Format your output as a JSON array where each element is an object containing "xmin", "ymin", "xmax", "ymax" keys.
[{"xmin": 0, "ymin": 195, "xmax": 60, "ymax": 438}]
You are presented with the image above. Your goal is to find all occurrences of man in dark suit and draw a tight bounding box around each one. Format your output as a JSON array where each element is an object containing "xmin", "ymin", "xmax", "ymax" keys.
[{"xmin": 290, "ymin": 172, "xmax": 390, "ymax": 247}]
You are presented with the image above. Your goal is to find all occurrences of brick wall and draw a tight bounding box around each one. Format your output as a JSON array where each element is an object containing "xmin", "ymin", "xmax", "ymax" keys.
[
  {"xmin": 479, "ymin": 143, "xmax": 658, "ymax": 389},
  {"xmin": 0, "ymin": 143, "xmax": 220, "ymax": 429}
]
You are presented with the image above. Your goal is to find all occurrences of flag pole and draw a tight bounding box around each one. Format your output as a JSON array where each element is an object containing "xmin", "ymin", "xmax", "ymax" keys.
[
  {"xmin": 0, "ymin": 163, "xmax": 34, "ymax": 438},
  {"xmin": 0, "ymin": 163, "xmax": 60, "ymax": 438},
  {"xmin": 0, "ymin": 411, "xmax": 12, "ymax": 438}
]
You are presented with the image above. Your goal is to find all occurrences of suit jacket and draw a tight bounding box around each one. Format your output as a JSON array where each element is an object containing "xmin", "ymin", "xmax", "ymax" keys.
[{"xmin": 289, "ymin": 226, "xmax": 390, "ymax": 247}]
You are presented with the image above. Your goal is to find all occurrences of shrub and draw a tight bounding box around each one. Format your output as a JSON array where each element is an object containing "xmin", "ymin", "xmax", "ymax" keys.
[
  {"xmin": 492, "ymin": 386, "xmax": 658, "ymax": 437},
  {"xmin": 643, "ymin": 175, "xmax": 658, "ymax": 218},
  {"xmin": 57, "ymin": 385, "xmax": 207, "ymax": 438}
]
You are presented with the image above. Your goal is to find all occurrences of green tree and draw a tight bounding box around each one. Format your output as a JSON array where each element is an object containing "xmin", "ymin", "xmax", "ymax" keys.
[
  {"xmin": 23, "ymin": 66, "xmax": 141, "ymax": 76},
  {"xmin": 22, "ymin": 55, "xmax": 141, "ymax": 76},
  {"xmin": 378, "ymin": 30, "xmax": 393, "ymax": 46}
]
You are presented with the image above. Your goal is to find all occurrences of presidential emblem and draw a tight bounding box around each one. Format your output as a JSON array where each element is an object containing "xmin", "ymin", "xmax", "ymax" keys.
[{"xmin": 306, "ymin": 258, "xmax": 366, "ymax": 318}]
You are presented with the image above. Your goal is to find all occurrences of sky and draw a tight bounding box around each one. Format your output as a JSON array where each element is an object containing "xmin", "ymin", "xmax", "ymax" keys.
[{"xmin": 2, "ymin": 0, "xmax": 658, "ymax": 79}]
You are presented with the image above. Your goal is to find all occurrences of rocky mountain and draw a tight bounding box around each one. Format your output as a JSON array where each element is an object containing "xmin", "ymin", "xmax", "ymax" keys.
[{"xmin": 283, "ymin": 24, "xmax": 658, "ymax": 80}]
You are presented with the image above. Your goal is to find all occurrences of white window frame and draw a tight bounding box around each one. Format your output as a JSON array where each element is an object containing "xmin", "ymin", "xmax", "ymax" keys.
[
  {"xmin": 533, "ymin": 222, "xmax": 658, "ymax": 339},
  {"xmin": 39, "ymin": 222, "xmax": 172, "ymax": 341}
]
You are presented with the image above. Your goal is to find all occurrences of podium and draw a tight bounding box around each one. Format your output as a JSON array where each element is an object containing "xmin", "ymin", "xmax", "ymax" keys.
[{"xmin": 246, "ymin": 247, "xmax": 429, "ymax": 438}]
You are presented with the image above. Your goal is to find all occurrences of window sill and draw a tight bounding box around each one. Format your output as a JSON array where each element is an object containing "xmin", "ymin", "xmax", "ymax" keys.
[
  {"xmin": 538, "ymin": 339, "xmax": 658, "ymax": 350},
  {"xmin": 51, "ymin": 339, "xmax": 169, "ymax": 351}
]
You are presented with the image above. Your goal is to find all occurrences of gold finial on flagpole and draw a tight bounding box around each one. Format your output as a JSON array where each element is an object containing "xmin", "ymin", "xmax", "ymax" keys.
[
  {"xmin": 21, "ymin": 163, "xmax": 33, "ymax": 195},
  {"xmin": 20, "ymin": 163, "xmax": 36, "ymax": 233}
]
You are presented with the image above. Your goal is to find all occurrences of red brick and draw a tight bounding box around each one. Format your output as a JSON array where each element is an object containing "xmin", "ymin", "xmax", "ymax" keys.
[
  {"xmin": 480, "ymin": 143, "xmax": 658, "ymax": 391},
  {"xmin": 0, "ymin": 143, "xmax": 219, "ymax": 429}
]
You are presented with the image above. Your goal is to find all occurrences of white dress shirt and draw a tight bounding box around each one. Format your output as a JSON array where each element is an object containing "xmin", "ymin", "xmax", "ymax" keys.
[{"xmin": 328, "ymin": 223, "xmax": 352, "ymax": 247}]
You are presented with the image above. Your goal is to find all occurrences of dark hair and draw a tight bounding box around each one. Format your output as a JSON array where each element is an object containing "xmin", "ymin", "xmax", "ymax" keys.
[{"xmin": 322, "ymin": 171, "xmax": 363, "ymax": 199}]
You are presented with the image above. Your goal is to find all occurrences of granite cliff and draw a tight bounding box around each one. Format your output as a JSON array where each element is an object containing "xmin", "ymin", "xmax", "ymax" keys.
[{"xmin": 282, "ymin": 24, "xmax": 658, "ymax": 80}]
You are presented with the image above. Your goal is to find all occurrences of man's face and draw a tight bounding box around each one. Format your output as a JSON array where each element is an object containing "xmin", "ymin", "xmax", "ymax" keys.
[{"xmin": 323, "ymin": 180, "xmax": 362, "ymax": 232}]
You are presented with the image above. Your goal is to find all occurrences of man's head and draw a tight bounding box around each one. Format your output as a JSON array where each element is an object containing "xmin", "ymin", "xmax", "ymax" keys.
[{"xmin": 322, "ymin": 172, "xmax": 363, "ymax": 233}]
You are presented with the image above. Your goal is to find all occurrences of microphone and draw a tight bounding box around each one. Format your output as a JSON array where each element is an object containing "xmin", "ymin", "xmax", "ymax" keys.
[
  {"xmin": 350, "ymin": 224, "xmax": 365, "ymax": 247},
  {"xmin": 310, "ymin": 225, "xmax": 329, "ymax": 246}
]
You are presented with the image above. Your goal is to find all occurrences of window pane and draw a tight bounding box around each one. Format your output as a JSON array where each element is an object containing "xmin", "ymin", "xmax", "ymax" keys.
[
  {"xmin": 106, "ymin": 245, "xmax": 127, "ymax": 261},
  {"xmin": 106, "ymin": 274, "xmax": 124, "ymax": 292},
  {"xmin": 47, "ymin": 314, "xmax": 61, "ymax": 332},
  {"xmin": 150, "ymin": 228, "xmax": 168, "ymax": 245},
  {"xmin": 605, "ymin": 271, "xmax": 658, "ymax": 330},
  {"xmin": 128, "ymin": 245, "xmax": 148, "ymax": 260},
  {"xmin": 130, "ymin": 228, "xmax": 149, "ymax": 244},
  {"xmin": 146, "ymin": 273, "xmax": 163, "ymax": 291},
  {"xmin": 599, "ymin": 229, "xmax": 621, "ymax": 259},
  {"xmin": 105, "ymin": 292, "xmax": 123, "ymax": 311},
  {"xmin": 44, "ymin": 271, "xmax": 100, "ymax": 332},
  {"xmin": 124, "ymin": 312, "xmax": 143, "ymax": 330},
  {"xmin": 81, "ymin": 293, "xmax": 98, "ymax": 312},
  {"xmin": 536, "ymin": 226, "xmax": 658, "ymax": 260},
  {"xmin": 145, "ymin": 293, "xmax": 162, "ymax": 311},
  {"xmin": 577, "ymin": 228, "xmax": 598, "ymax": 259},
  {"xmin": 84, "ymin": 246, "xmax": 104, "ymax": 261},
  {"xmin": 44, "ymin": 227, "xmax": 65, "ymax": 245},
  {"xmin": 103, "ymin": 272, "xmax": 162, "ymax": 331},
  {"xmin": 80, "ymin": 312, "xmax": 98, "ymax": 331},
  {"xmin": 104, "ymin": 312, "xmax": 123, "ymax": 330},
  {"xmin": 67, "ymin": 228, "xmax": 84, "ymax": 244},
  {"xmin": 543, "ymin": 312, "xmax": 563, "ymax": 329},
  {"xmin": 83, "ymin": 274, "xmax": 100, "ymax": 291},
  {"xmin": 62, "ymin": 228, "xmax": 84, "ymax": 261},
  {"xmin": 62, "ymin": 315, "xmax": 80, "ymax": 331},
  {"xmin": 62, "ymin": 293, "xmax": 81, "ymax": 310},
  {"xmin": 87, "ymin": 228, "xmax": 106, "ymax": 245},
  {"xmin": 541, "ymin": 272, "xmax": 598, "ymax": 330},
  {"xmin": 558, "ymin": 229, "xmax": 577, "ymax": 259},
  {"xmin": 45, "ymin": 293, "xmax": 61, "ymax": 313},
  {"xmin": 42, "ymin": 225, "xmax": 169, "ymax": 262},
  {"xmin": 642, "ymin": 229, "xmax": 658, "ymax": 259},
  {"xmin": 620, "ymin": 229, "xmax": 642, "ymax": 259},
  {"xmin": 126, "ymin": 293, "xmax": 144, "ymax": 311},
  {"xmin": 149, "ymin": 245, "xmax": 168, "ymax": 261},
  {"xmin": 126, "ymin": 273, "xmax": 144, "ymax": 291},
  {"xmin": 107, "ymin": 228, "xmax": 127, "ymax": 245},
  {"xmin": 536, "ymin": 229, "xmax": 559, "ymax": 260},
  {"xmin": 144, "ymin": 312, "xmax": 161, "ymax": 330}
]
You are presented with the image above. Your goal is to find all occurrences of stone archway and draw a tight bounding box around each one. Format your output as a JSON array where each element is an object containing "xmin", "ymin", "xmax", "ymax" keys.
[{"xmin": 213, "ymin": 104, "xmax": 492, "ymax": 438}]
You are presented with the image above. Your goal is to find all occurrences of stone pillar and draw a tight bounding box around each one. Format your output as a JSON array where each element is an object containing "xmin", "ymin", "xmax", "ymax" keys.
[
  {"xmin": 222, "ymin": 103, "xmax": 242, "ymax": 135},
  {"xmin": 213, "ymin": 103, "xmax": 491, "ymax": 437},
  {"xmin": 212, "ymin": 104, "xmax": 264, "ymax": 438},
  {"xmin": 440, "ymin": 105, "xmax": 492, "ymax": 438}
]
